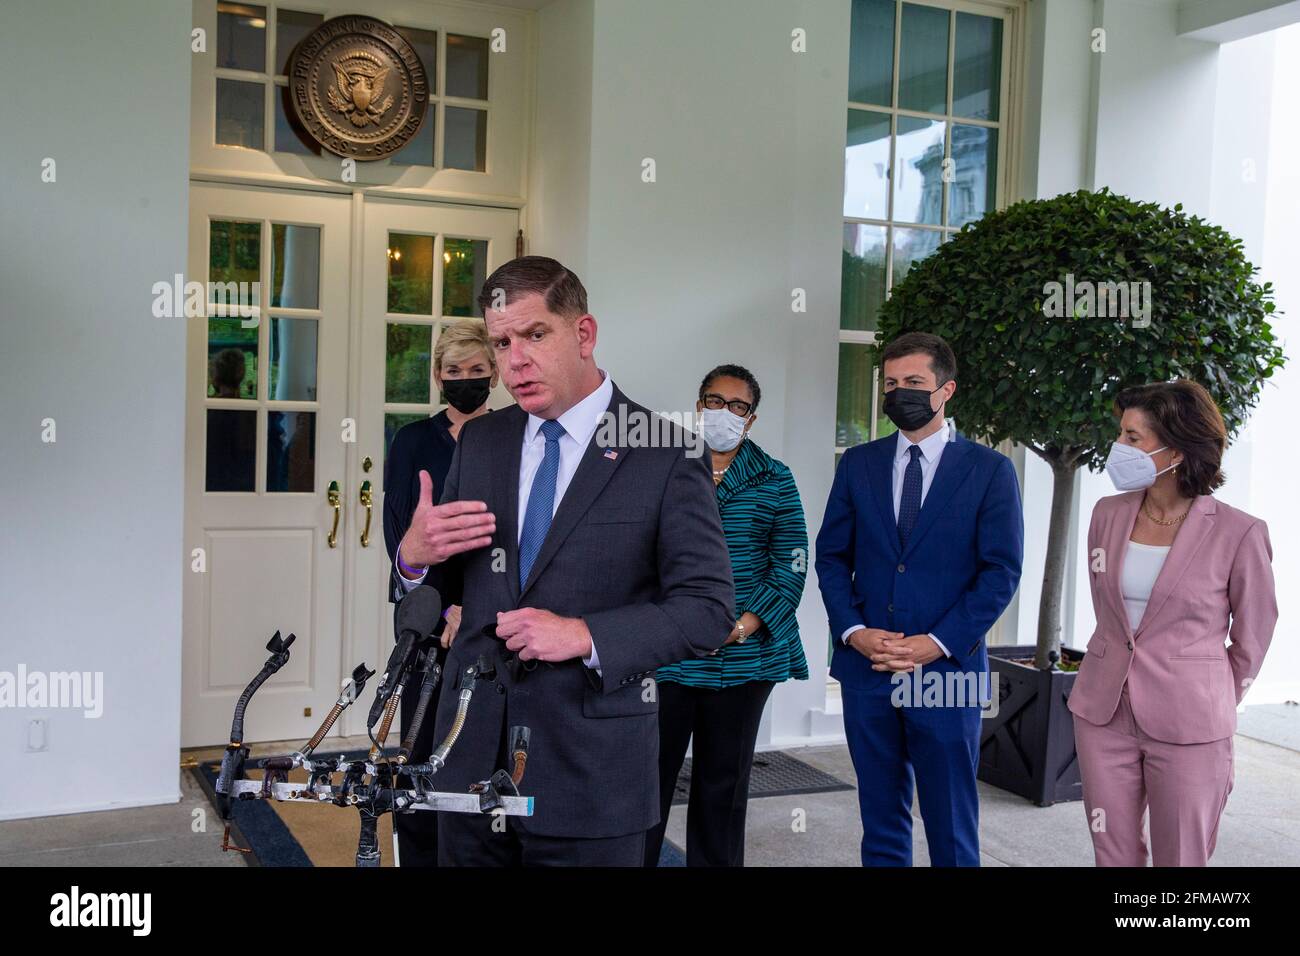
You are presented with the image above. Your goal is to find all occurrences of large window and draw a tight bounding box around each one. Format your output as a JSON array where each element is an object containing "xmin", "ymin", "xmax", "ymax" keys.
[{"xmin": 837, "ymin": 0, "xmax": 1012, "ymax": 458}]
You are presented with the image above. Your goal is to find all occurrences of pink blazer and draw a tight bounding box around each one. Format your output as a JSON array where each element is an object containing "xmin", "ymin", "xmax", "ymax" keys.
[{"xmin": 1068, "ymin": 492, "xmax": 1277, "ymax": 744}]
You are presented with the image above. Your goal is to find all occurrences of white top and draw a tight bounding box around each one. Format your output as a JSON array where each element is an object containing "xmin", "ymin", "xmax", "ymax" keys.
[{"xmin": 1121, "ymin": 540, "xmax": 1170, "ymax": 630}]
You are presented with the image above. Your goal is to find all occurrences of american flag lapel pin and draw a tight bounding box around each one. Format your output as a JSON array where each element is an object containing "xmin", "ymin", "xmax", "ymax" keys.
[{"xmin": 603, "ymin": 449, "xmax": 618, "ymax": 460}]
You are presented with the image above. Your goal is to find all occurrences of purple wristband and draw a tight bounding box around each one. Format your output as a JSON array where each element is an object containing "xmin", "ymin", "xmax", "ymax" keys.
[{"xmin": 396, "ymin": 545, "xmax": 427, "ymax": 578}]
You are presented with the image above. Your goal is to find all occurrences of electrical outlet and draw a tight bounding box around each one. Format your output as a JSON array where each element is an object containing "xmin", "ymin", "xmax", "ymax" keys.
[{"xmin": 26, "ymin": 719, "xmax": 47, "ymax": 752}]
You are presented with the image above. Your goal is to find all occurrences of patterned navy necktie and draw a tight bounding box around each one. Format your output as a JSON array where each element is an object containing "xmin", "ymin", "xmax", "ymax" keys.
[
  {"xmin": 897, "ymin": 444, "xmax": 923, "ymax": 549},
  {"xmin": 519, "ymin": 419, "xmax": 566, "ymax": 588}
]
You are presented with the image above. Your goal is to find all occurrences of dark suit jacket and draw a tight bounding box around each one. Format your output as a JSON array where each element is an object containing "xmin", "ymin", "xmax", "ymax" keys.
[
  {"xmin": 816, "ymin": 431, "xmax": 1023, "ymax": 687},
  {"xmin": 383, "ymin": 410, "xmax": 459, "ymax": 606},
  {"xmin": 394, "ymin": 384, "xmax": 734, "ymax": 838}
]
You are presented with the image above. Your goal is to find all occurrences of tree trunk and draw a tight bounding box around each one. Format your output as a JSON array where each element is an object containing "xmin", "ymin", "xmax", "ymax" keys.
[{"xmin": 1034, "ymin": 458, "xmax": 1078, "ymax": 670}]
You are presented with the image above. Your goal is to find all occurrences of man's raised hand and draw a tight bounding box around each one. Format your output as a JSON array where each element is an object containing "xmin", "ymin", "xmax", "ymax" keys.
[{"xmin": 397, "ymin": 470, "xmax": 496, "ymax": 575}]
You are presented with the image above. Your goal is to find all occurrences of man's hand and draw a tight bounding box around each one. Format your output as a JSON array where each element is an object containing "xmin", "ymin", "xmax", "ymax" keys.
[
  {"xmin": 874, "ymin": 634, "xmax": 944, "ymax": 672},
  {"xmin": 398, "ymin": 470, "xmax": 496, "ymax": 575},
  {"xmin": 440, "ymin": 604, "xmax": 462, "ymax": 650},
  {"xmin": 846, "ymin": 627, "xmax": 907, "ymax": 669},
  {"xmin": 495, "ymin": 608, "xmax": 593, "ymax": 662}
]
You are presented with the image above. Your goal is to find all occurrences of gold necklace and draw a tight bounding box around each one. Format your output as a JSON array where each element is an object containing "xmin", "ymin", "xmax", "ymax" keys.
[{"xmin": 1143, "ymin": 496, "xmax": 1191, "ymax": 526}]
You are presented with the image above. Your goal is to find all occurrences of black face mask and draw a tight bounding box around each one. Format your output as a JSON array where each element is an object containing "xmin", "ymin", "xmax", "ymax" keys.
[
  {"xmin": 882, "ymin": 385, "xmax": 942, "ymax": 432},
  {"xmin": 441, "ymin": 376, "xmax": 491, "ymax": 414}
]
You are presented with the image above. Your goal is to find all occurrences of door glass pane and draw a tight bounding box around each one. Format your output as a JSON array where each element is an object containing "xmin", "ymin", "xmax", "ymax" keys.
[
  {"xmin": 893, "ymin": 116, "xmax": 945, "ymax": 225},
  {"xmin": 267, "ymin": 411, "xmax": 316, "ymax": 492},
  {"xmin": 216, "ymin": 78, "xmax": 265, "ymax": 149},
  {"xmin": 954, "ymin": 12, "xmax": 1001, "ymax": 121},
  {"xmin": 849, "ymin": 0, "xmax": 895, "ymax": 107},
  {"xmin": 844, "ymin": 109, "xmax": 891, "ymax": 219},
  {"xmin": 209, "ymin": 220, "xmax": 261, "ymax": 312},
  {"xmin": 217, "ymin": 2, "xmax": 266, "ymax": 72},
  {"xmin": 396, "ymin": 26, "xmax": 438, "ymax": 92},
  {"xmin": 269, "ymin": 317, "xmax": 318, "ymax": 400},
  {"xmin": 447, "ymin": 34, "xmax": 490, "ymax": 99},
  {"xmin": 892, "ymin": 226, "xmax": 942, "ymax": 287},
  {"xmin": 207, "ymin": 319, "xmax": 258, "ymax": 399},
  {"xmin": 444, "ymin": 107, "xmax": 487, "ymax": 171},
  {"xmin": 898, "ymin": 2, "xmax": 949, "ymax": 115},
  {"xmin": 390, "ymin": 104, "xmax": 435, "ymax": 166},
  {"xmin": 386, "ymin": 323, "xmax": 433, "ymax": 403},
  {"xmin": 206, "ymin": 409, "xmax": 257, "ymax": 492},
  {"xmin": 277, "ymin": 8, "xmax": 322, "ymax": 74},
  {"xmin": 275, "ymin": 86, "xmax": 321, "ymax": 155},
  {"xmin": 837, "ymin": 343, "xmax": 879, "ymax": 449},
  {"xmin": 271, "ymin": 224, "xmax": 320, "ymax": 308},
  {"xmin": 949, "ymin": 125, "xmax": 997, "ymax": 228},
  {"xmin": 842, "ymin": 224, "xmax": 888, "ymax": 331},
  {"xmin": 385, "ymin": 412, "xmax": 426, "ymax": 460},
  {"xmin": 443, "ymin": 238, "xmax": 488, "ymax": 317},
  {"xmin": 387, "ymin": 233, "xmax": 435, "ymax": 314}
]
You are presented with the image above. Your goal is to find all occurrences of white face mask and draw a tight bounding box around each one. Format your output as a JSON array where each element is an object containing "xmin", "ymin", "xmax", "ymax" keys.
[
  {"xmin": 700, "ymin": 407, "xmax": 749, "ymax": 452},
  {"xmin": 1105, "ymin": 442, "xmax": 1175, "ymax": 491}
]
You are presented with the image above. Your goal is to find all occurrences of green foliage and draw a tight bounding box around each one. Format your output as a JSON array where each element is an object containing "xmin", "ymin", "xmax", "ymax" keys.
[{"xmin": 878, "ymin": 188, "xmax": 1284, "ymax": 472}]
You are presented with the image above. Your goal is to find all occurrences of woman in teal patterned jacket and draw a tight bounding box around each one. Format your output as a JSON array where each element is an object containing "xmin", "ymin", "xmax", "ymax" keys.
[{"xmin": 644, "ymin": 364, "xmax": 809, "ymax": 867}]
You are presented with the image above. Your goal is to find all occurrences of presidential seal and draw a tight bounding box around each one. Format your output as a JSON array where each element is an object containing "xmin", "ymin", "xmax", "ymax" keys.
[{"xmin": 287, "ymin": 15, "xmax": 429, "ymax": 160}]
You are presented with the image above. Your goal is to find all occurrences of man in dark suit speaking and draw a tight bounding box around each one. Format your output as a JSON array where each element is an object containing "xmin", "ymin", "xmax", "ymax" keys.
[{"xmin": 394, "ymin": 256, "xmax": 734, "ymax": 866}]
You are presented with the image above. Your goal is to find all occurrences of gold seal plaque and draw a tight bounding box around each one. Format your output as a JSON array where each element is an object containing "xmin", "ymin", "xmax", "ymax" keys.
[{"xmin": 287, "ymin": 15, "xmax": 429, "ymax": 160}]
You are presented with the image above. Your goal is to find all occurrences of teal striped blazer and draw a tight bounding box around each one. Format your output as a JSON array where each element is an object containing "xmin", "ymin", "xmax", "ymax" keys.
[{"xmin": 657, "ymin": 438, "xmax": 810, "ymax": 689}]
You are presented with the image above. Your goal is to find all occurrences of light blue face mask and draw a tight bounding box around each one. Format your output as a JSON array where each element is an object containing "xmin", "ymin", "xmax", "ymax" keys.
[
  {"xmin": 1105, "ymin": 442, "xmax": 1175, "ymax": 491},
  {"xmin": 700, "ymin": 407, "xmax": 749, "ymax": 452}
]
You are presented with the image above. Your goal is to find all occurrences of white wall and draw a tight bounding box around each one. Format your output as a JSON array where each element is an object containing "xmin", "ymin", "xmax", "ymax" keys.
[
  {"xmin": 0, "ymin": 0, "xmax": 191, "ymax": 819},
  {"xmin": 529, "ymin": 0, "xmax": 849, "ymax": 746}
]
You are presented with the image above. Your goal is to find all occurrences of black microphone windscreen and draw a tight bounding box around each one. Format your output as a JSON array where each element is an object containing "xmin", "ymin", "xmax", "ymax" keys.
[{"xmin": 395, "ymin": 584, "xmax": 442, "ymax": 641}]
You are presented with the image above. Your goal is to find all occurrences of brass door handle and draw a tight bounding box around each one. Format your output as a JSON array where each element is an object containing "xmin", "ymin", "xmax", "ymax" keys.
[
  {"xmin": 359, "ymin": 480, "xmax": 373, "ymax": 547},
  {"xmin": 327, "ymin": 480, "xmax": 341, "ymax": 548}
]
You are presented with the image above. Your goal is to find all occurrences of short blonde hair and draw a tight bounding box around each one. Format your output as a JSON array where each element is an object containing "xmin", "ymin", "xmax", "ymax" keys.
[{"xmin": 434, "ymin": 320, "xmax": 495, "ymax": 376}]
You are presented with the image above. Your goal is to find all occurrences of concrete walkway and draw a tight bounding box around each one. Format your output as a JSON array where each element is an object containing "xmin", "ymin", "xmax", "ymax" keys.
[{"xmin": 4, "ymin": 705, "xmax": 1299, "ymax": 867}]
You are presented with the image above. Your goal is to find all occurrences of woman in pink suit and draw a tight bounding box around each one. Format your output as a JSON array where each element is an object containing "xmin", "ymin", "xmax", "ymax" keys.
[{"xmin": 1069, "ymin": 380, "xmax": 1278, "ymax": 866}]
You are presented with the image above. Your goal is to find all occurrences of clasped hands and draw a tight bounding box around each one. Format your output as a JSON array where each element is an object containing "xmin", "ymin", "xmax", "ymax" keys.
[{"xmin": 847, "ymin": 628, "xmax": 944, "ymax": 671}]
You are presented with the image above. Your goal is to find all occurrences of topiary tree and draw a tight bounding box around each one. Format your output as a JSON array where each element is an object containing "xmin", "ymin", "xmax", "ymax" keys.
[{"xmin": 876, "ymin": 188, "xmax": 1285, "ymax": 670}]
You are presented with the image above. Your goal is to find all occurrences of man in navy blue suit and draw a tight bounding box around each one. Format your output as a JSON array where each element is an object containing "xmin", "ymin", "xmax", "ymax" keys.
[{"xmin": 816, "ymin": 332, "xmax": 1023, "ymax": 866}]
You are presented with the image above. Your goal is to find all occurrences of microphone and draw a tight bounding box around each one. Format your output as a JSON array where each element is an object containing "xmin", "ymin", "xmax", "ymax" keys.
[{"xmin": 368, "ymin": 585, "xmax": 442, "ymax": 728}]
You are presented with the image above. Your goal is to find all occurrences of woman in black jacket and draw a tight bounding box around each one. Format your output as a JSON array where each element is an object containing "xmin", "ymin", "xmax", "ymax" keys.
[{"xmin": 383, "ymin": 319, "xmax": 497, "ymax": 866}]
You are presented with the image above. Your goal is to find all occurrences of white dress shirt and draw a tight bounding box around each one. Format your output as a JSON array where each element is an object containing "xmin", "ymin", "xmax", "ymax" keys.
[
  {"xmin": 841, "ymin": 420, "xmax": 952, "ymax": 658},
  {"xmin": 397, "ymin": 372, "xmax": 614, "ymax": 671}
]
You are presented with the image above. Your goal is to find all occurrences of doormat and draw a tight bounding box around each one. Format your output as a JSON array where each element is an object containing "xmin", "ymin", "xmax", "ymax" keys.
[{"xmin": 670, "ymin": 750, "xmax": 853, "ymax": 805}]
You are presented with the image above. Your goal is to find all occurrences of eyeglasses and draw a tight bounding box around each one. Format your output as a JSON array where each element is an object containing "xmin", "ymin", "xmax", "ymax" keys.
[{"xmin": 702, "ymin": 393, "xmax": 753, "ymax": 417}]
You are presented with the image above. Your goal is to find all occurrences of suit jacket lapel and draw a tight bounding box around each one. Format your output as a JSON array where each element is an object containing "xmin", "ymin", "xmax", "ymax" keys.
[
  {"xmin": 493, "ymin": 407, "xmax": 525, "ymax": 605},
  {"xmin": 519, "ymin": 387, "xmax": 630, "ymax": 598},
  {"xmin": 866, "ymin": 440, "xmax": 900, "ymax": 558},
  {"xmin": 899, "ymin": 434, "xmax": 974, "ymax": 560},
  {"xmin": 1107, "ymin": 493, "xmax": 1142, "ymax": 640},
  {"xmin": 1134, "ymin": 496, "xmax": 1216, "ymax": 637}
]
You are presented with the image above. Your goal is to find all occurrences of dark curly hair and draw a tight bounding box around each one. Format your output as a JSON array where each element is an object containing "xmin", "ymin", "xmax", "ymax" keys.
[
  {"xmin": 699, "ymin": 364, "xmax": 761, "ymax": 413},
  {"xmin": 1114, "ymin": 380, "xmax": 1227, "ymax": 498}
]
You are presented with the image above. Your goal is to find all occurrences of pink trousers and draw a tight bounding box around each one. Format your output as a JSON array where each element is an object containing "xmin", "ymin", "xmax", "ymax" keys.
[{"xmin": 1072, "ymin": 684, "xmax": 1234, "ymax": 867}]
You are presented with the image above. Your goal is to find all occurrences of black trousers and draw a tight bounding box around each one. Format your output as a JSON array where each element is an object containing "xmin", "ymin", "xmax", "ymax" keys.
[
  {"xmin": 643, "ymin": 679, "xmax": 775, "ymax": 867},
  {"xmin": 438, "ymin": 812, "xmax": 646, "ymax": 866},
  {"xmin": 393, "ymin": 643, "xmax": 446, "ymax": 867}
]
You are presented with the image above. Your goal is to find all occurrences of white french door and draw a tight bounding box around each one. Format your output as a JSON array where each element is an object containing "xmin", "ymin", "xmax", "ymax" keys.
[
  {"xmin": 347, "ymin": 198, "xmax": 518, "ymax": 738},
  {"xmin": 182, "ymin": 183, "xmax": 517, "ymax": 746}
]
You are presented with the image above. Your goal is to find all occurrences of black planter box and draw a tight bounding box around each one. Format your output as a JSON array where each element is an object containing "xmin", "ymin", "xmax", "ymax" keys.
[{"xmin": 978, "ymin": 645, "xmax": 1083, "ymax": 807}]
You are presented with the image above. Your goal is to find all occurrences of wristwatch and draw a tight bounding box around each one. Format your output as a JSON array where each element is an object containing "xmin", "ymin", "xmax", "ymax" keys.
[{"xmin": 735, "ymin": 620, "xmax": 747, "ymax": 644}]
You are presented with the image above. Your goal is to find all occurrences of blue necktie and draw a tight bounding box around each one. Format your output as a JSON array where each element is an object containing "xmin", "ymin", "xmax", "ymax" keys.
[
  {"xmin": 519, "ymin": 419, "xmax": 566, "ymax": 588},
  {"xmin": 898, "ymin": 444, "xmax": 923, "ymax": 549}
]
